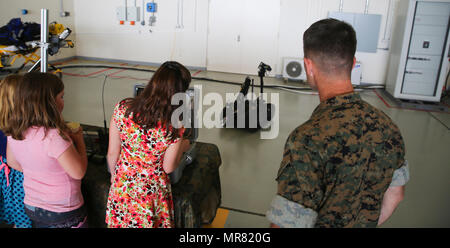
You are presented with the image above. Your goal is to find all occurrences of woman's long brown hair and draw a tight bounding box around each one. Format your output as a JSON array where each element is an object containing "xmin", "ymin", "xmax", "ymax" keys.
[
  {"xmin": 8, "ymin": 72, "xmax": 70, "ymax": 140},
  {"xmin": 125, "ymin": 61, "xmax": 191, "ymax": 141}
]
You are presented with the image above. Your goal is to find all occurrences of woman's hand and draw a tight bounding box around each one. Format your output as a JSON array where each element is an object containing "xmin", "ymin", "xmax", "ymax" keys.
[{"xmin": 181, "ymin": 139, "xmax": 191, "ymax": 153}]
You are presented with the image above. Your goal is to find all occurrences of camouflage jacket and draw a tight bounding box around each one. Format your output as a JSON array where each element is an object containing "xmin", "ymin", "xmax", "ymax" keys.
[{"xmin": 275, "ymin": 92, "xmax": 405, "ymax": 228}]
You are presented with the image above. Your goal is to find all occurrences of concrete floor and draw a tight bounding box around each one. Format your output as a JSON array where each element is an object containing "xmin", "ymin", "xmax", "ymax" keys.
[{"xmin": 24, "ymin": 59, "xmax": 450, "ymax": 228}]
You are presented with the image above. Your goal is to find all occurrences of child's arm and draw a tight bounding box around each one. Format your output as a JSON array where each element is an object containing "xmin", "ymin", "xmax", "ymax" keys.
[
  {"xmin": 69, "ymin": 127, "xmax": 88, "ymax": 168},
  {"xmin": 6, "ymin": 143, "xmax": 22, "ymax": 172},
  {"xmin": 58, "ymin": 128, "xmax": 88, "ymax": 180}
]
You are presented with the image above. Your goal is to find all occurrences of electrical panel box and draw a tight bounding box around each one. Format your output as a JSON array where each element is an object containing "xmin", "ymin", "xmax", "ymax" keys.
[
  {"xmin": 116, "ymin": 6, "xmax": 141, "ymax": 22},
  {"xmin": 329, "ymin": 12, "xmax": 382, "ymax": 53},
  {"xmin": 127, "ymin": 6, "xmax": 141, "ymax": 22},
  {"xmin": 116, "ymin": 7, "xmax": 126, "ymax": 21},
  {"xmin": 385, "ymin": 0, "xmax": 450, "ymax": 102}
]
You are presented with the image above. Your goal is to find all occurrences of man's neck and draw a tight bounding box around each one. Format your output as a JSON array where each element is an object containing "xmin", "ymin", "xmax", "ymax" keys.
[{"xmin": 317, "ymin": 78, "xmax": 354, "ymax": 102}]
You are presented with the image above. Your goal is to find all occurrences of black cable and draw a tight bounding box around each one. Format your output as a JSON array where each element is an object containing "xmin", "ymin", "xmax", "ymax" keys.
[
  {"xmin": 219, "ymin": 206, "xmax": 266, "ymax": 217},
  {"xmin": 53, "ymin": 64, "xmax": 313, "ymax": 90},
  {"xmin": 428, "ymin": 112, "xmax": 450, "ymax": 130},
  {"xmin": 193, "ymin": 76, "xmax": 314, "ymax": 90},
  {"xmin": 51, "ymin": 64, "xmax": 383, "ymax": 92},
  {"xmin": 54, "ymin": 64, "xmax": 157, "ymax": 73}
]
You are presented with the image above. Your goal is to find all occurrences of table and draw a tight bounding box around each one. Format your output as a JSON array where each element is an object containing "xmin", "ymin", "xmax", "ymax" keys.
[{"xmin": 81, "ymin": 141, "xmax": 222, "ymax": 228}]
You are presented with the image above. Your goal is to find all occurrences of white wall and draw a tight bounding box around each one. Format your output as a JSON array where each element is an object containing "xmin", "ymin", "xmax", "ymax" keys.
[
  {"xmin": 73, "ymin": 0, "xmax": 209, "ymax": 68},
  {"xmin": 1, "ymin": 0, "xmax": 397, "ymax": 84},
  {"xmin": 71, "ymin": 0, "xmax": 397, "ymax": 85},
  {"xmin": 206, "ymin": 0, "xmax": 281, "ymax": 75},
  {"xmin": 277, "ymin": 0, "xmax": 397, "ymax": 85},
  {"xmin": 0, "ymin": 0, "xmax": 77, "ymax": 61}
]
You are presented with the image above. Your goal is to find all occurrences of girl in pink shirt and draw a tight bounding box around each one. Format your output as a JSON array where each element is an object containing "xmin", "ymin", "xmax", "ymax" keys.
[{"xmin": 5, "ymin": 72, "xmax": 88, "ymax": 228}]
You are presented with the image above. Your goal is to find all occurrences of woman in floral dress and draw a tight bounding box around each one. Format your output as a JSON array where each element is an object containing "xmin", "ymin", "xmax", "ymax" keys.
[{"xmin": 106, "ymin": 61, "xmax": 191, "ymax": 228}]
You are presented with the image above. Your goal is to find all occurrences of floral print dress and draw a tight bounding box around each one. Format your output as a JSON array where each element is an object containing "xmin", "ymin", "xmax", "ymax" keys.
[{"xmin": 106, "ymin": 100, "xmax": 181, "ymax": 228}]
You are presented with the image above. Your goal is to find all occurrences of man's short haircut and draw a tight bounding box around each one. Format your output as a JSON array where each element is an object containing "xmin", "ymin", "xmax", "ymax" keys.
[{"xmin": 303, "ymin": 18, "xmax": 357, "ymax": 78}]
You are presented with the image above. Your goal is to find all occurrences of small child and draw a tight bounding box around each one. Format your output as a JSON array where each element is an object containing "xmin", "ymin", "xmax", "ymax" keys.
[
  {"xmin": 0, "ymin": 74, "xmax": 32, "ymax": 228},
  {"xmin": 5, "ymin": 72, "xmax": 88, "ymax": 228}
]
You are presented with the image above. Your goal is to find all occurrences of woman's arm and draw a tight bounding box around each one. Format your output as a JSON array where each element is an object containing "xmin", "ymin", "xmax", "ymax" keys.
[
  {"xmin": 6, "ymin": 143, "xmax": 23, "ymax": 172},
  {"xmin": 162, "ymin": 139, "xmax": 190, "ymax": 174},
  {"xmin": 107, "ymin": 117, "xmax": 121, "ymax": 184}
]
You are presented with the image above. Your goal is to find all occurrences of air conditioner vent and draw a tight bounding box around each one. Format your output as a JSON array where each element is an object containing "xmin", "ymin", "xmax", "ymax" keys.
[{"xmin": 282, "ymin": 57, "xmax": 306, "ymax": 81}]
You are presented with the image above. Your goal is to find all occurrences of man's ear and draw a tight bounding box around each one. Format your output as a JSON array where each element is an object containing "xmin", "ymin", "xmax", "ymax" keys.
[
  {"xmin": 352, "ymin": 57, "xmax": 356, "ymax": 69},
  {"xmin": 303, "ymin": 58, "xmax": 314, "ymax": 77}
]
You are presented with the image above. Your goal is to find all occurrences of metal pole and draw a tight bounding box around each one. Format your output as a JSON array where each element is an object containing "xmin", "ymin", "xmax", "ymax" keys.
[
  {"xmin": 124, "ymin": 0, "xmax": 128, "ymax": 22},
  {"xmin": 364, "ymin": 0, "xmax": 370, "ymax": 14},
  {"xmin": 339, "ymin": 0, "xmax": 344, "ymax": 12},
  {"xmin": 383, "ymin": 0, "xmax": 392, "ymax": 41},
  {"xmin": 40, "ymin": 9, "xmax": 48, "ymax": 72},
  {"xmin": 180, "ymin": 0, "xmax": 184, "ymax": 29},
  {"xmin": 60, "ymin": 0, "xmax": 64, "ymax": 17}
]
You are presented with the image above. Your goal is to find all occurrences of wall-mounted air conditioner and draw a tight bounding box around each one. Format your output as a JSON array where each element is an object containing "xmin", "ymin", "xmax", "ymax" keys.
[
  {"xmin": 282, "ymin": 57, "xmax": 307, "ymax": 81},
  {"xmin": 283, "ymin": 57, "xmax": 362, "ymax": 85}
]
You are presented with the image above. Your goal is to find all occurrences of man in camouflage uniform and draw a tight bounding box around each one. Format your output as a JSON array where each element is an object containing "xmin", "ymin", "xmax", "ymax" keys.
[{"xmin": 266, "ymin": 18, "xmax": 410, "ymax": 228}]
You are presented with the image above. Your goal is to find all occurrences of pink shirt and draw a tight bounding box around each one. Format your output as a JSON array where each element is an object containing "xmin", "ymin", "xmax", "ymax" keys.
[{"xmin": 7, "ymin": 127, "xmax": 84, "ymax": 213}]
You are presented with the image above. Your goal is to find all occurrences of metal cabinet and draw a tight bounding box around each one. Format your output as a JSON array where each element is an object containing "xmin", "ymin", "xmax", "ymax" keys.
[{"xmin": 386, "ymin": 0, "xmax": 450, "ymax": 102}]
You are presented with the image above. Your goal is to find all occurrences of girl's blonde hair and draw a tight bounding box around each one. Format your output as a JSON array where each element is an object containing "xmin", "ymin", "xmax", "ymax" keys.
[
  {"xmin": 8, "ymin": 72, "xmax": 69, "ymax": 140},
  {"xmin": 0, "ymin": 74, "xmax": 22, "ymax": 132}
]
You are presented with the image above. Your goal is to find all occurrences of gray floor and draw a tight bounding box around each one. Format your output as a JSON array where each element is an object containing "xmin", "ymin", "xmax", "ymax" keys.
[{"xmin": 58, "ymin": 59, "xmax": 450, "ymax": 228}]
